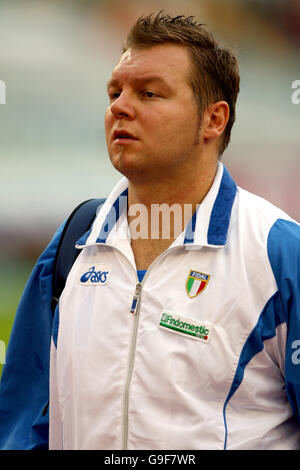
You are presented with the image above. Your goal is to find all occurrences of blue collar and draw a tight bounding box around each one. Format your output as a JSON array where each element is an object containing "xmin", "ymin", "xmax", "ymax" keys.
[
  {"xmin": 76, "ymin": 164, "xmax": 237, "ymax": 249},
  {"xmin": 184, "ymin": 165, "xmax": 237, "ymax": 246}
]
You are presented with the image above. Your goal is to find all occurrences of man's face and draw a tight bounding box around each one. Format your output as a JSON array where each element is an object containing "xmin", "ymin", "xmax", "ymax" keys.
[{"xmin": 105, "ymin": 43, "xmax": 203, "ymax": 185}]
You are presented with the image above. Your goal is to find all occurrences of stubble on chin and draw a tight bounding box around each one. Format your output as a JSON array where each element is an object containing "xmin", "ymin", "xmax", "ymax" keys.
[{"xmin": 109, "ymin": 146, "xmax": 145, "ymax": 181}]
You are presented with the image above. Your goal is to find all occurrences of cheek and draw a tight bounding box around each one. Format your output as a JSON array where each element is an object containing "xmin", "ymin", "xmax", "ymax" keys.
[
  {"xmin": 104, "ymin": 110, "xmax": 113, "ymax": 143},
  {"xmin": 152, "ymin": 110, "xmax": 199, "ymax": 145},
  {"xmin": 104, "ymin": 108, "xmax": 112, "ymax": 129},
  {"xmin": 175, "ymin": 107, "xmax": 201, "ymax": 143}
]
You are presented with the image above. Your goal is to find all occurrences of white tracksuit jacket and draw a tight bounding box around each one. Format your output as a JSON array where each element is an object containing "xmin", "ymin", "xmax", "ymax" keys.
[{"xmin": 49, "ymin": 163, "xmax": 300, "ymax": 450}]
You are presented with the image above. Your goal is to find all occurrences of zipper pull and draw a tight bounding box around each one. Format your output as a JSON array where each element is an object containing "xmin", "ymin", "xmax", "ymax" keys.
[{"xmin": 130, "ymin": 282, "xmax": 142, "ymax": 315}]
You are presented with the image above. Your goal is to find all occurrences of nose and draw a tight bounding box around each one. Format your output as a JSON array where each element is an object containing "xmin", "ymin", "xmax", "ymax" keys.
[{"xmin": 109, "ymin": 91, "xmax": 135, "ymax": 120}]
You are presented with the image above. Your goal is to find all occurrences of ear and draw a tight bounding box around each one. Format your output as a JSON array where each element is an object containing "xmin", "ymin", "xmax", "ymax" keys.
[{"xmin": 202, "ymin": 101, "xmax": 230, "ymax": 143}]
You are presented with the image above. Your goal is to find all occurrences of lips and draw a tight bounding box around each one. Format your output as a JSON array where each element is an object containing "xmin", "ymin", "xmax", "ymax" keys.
[{"xmin": 113, "ymin": 129, "xmax": 137, "ymax": 141}]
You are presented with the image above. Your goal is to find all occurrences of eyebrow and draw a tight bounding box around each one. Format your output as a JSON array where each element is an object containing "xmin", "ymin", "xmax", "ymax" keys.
[{"xmin": 106, "ymin": 75, "xmax": 172, "ymax": 91}]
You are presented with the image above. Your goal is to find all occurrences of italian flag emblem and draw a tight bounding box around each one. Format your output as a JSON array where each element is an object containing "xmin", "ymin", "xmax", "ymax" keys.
[{"xmin": 186, "ymin": 270, "xmax": 210, "ymax": 298}]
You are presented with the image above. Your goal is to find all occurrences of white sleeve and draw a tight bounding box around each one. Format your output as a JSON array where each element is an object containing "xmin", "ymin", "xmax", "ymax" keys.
[{"xmin": 49, "ymin": 338, "xmax": 63, "ymax": 449}]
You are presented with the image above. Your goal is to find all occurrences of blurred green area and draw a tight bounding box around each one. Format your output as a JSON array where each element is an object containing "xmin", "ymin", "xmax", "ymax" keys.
[{"xmin": 0, "ymin": 260, "xmax": 35, "ymax": 379}]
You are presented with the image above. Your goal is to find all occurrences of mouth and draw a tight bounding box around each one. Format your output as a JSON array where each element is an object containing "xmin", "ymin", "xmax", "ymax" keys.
[{"xmin": 113, "ymin": 129, "xmax": 138, "ymax": 144}]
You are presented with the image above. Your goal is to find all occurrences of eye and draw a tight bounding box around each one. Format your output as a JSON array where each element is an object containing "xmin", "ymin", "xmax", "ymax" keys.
[
  {"xmin": 109, "ymin": 91, "xmax": 121, "ymax": 102},
  {"xmin": 141, "ymin": 90, "xmax": 157, "ymax": 98}
]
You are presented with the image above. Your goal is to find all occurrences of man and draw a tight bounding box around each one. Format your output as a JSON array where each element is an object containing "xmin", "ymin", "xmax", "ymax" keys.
[{"xmin": 1, "ymin": 12, "xmax": 300, "ymax": 450}]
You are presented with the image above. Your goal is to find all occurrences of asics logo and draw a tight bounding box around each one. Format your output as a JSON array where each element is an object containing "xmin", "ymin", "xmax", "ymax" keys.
[{"xmin": 79, "ymin": 265, "xmax": 110, "ymax": 285}]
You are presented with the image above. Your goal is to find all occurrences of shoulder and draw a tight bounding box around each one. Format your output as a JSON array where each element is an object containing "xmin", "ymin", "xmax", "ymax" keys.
[
  {"xmin": 238, "ymin": 188, "xmax": 300, "ymax": 323},
  {"xmin": 267, "ymin": 217, "xmax": 300, "ymax": 302},
  {"xmin": 237, "ymin": 186, "xmax": 294, "ymax": 227},
  {"xmin": 236, "ymin": 183, "xmax": 300, "ymax": 247},
  {"xmin": 234, "ymin": 186, "xmax": 298, "ymax": 246},
  {"xmin": 234, "ymin": 187, "xmax": 300, "ymax": 300}
]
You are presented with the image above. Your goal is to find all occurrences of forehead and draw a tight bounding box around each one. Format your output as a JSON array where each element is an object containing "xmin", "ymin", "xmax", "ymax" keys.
[{"xmin": 108, "ymin": 43, "xmax": 192, "ymax": 87}]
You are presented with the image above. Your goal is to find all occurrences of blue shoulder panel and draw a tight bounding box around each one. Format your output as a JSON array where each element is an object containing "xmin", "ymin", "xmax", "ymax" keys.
[
  {"xmin": 267, "ymin": 218, "xmax": 300, "ymax": 425},
  {"xmin": 222, "ymin": 291, "xmax": 285, "ymax": 449},
  {"xmin": 0, "ymin": 221, "xmax": 66, "ymax": 450},
  {"xmin": 223, "ymin": 218, "xmax": 300, "ymax": 448}
]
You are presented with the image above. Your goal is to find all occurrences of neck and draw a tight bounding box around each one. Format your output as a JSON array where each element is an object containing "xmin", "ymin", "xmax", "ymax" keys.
[
  {"xmin": 128, "ymin": 159, "xmax": 218, "ymax": 210},
  {"xmin": 127, "ymin": 159, "xmax": 219, "ymax": 243}
]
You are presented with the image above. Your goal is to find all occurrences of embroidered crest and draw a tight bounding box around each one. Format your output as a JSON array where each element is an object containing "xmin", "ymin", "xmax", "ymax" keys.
[{"xmin": 186, "ymin": 270, "xmax": 210, "ymax": 298}]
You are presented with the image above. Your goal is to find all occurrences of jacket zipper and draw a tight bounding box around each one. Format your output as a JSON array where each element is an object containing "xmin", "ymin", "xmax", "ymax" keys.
[
  {"xmin": 122, "ymin": 281, "xmax": 143, "ymax": 449},
  {"xmin": 130, "ymin": 282, "xmax": 142, "ymax": 315}
]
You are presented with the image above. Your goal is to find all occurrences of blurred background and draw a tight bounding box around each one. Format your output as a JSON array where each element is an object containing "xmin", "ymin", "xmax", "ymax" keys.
[{"xmin": 0, "ymin": 0, "xmax": 300, "ymax": 373}]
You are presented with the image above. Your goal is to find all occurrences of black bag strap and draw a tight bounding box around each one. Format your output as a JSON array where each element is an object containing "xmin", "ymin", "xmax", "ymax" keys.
[{"xmin": 51, "ymin": 198, "xmax": 106, "ymax": 313}]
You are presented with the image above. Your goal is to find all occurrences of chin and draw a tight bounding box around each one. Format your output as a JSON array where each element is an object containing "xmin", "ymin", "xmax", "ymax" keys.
[
  {"xmin": 109, "ymin": 151, "xmax": 146, "ymax": 178},
  {"xmin": 110, "ymin": 162, "xmax": 137, "ymax": 180}
]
